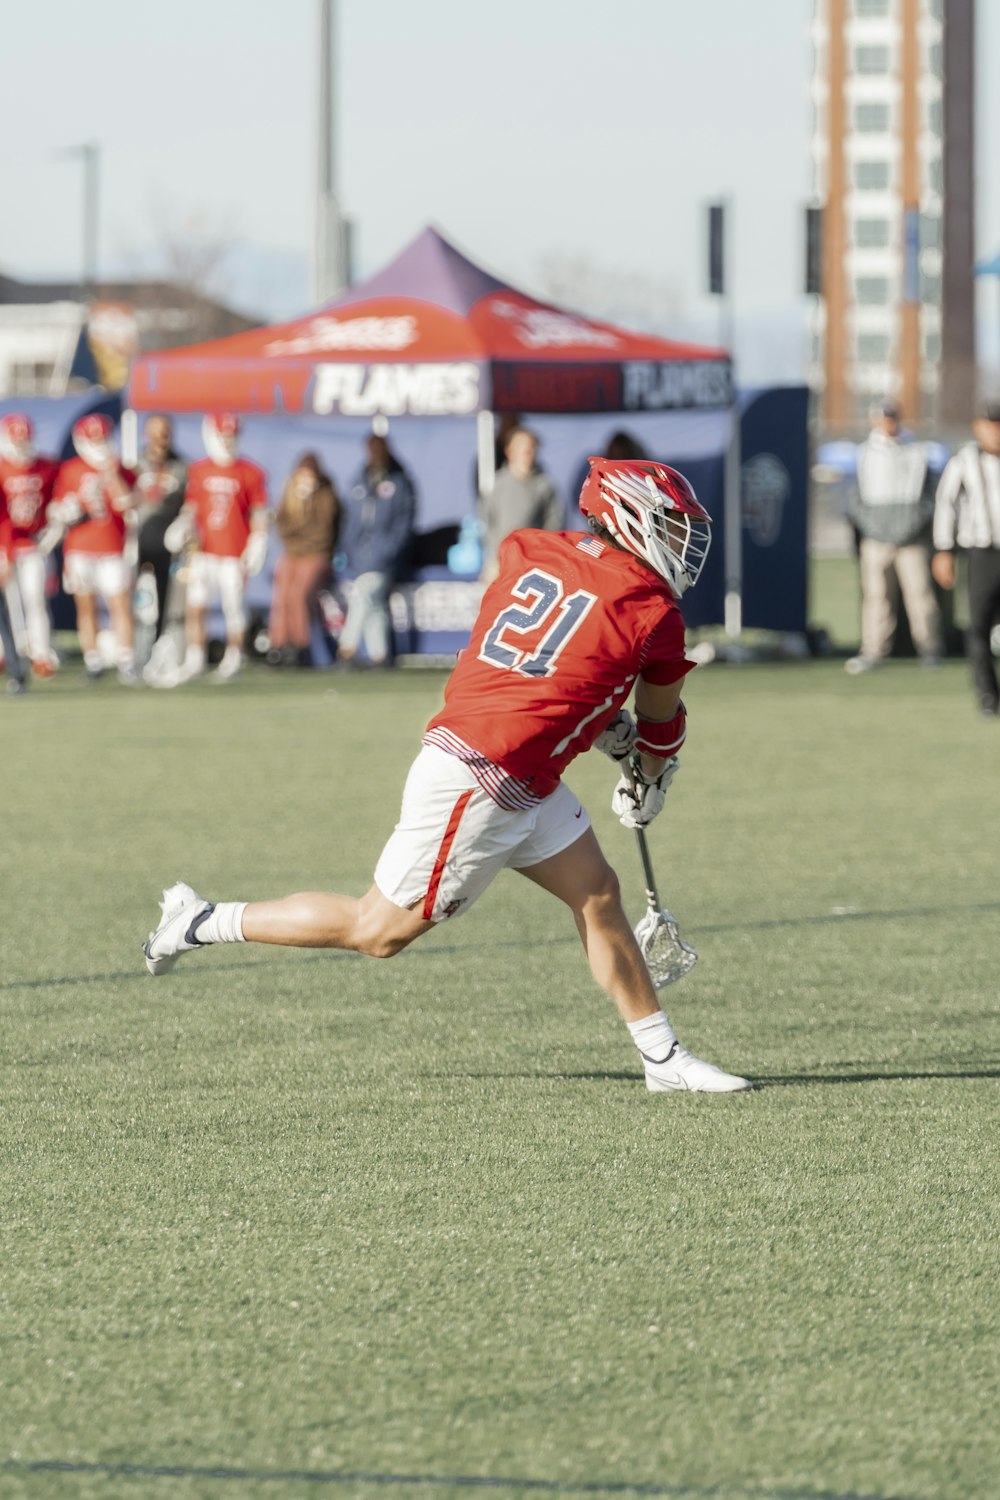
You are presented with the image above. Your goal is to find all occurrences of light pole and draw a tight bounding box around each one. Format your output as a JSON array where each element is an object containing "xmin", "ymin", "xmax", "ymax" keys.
[
  {"xmin": 315, "ymin": 0, "xmax": 345, "ymax": 303},
  {"xmin": 57, "ymin": 141, "xmax": 100, "ymax": 299}
]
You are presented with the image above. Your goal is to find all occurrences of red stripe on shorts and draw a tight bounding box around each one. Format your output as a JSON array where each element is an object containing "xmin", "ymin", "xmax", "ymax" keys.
[{"xmin": 422, "ymin": 789, "xmax": 474, "ymax": 921}]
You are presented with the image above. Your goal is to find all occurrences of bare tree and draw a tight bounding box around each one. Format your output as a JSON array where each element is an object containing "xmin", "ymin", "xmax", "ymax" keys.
[
  {"xmin": 113, "ymin": 203, "xmax": 256, "ymax": 351},
  {"xmin": 536, "ymin": 253, "xmax": 683, "ymax": 333}
]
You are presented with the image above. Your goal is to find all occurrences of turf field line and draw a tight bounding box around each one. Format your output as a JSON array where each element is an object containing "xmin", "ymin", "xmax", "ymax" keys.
[
  {"xmin": 697, "ymin": 900, "xmax": 1000, "ymax": 935},
  {"xmin": 4, "ymin": 897, "xmax": 999, "ymax": 995},
  {"xmin": 0, "ymin": 1458, "xmax": 929, "ymax": 1500}
]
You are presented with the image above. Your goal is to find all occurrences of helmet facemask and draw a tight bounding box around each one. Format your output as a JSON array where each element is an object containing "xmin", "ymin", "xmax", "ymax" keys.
[
  {"xmin": 203, "ymin": 414, "xmax": 240, "ymax": 466},
  {"xmin": 595, "ymin": 464, "xmax": 712, "ymax": 597},
  {"xmin": 72, "ymin": 414, "xmax": 114, "ymax": 470}
]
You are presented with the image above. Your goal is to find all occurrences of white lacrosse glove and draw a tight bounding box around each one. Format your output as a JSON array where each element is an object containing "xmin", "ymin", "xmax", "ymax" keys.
[
  {"xmin": 48, "ymin": 497, "xmax": 83, "ymax": 528},
  {"xmin": 164, "ymin": 513, "xmax": 193, "ymax": 554},
  {"xmin": 242, "ymin": 530, "xmax": 268, "ymax": 576},
  {"xmin": 592, "ymin": 708, "xmax": 637, "ymax": 763},
  {"xmin": 612, "ymin": 753, "xmax": 681, "ymax": 829}
]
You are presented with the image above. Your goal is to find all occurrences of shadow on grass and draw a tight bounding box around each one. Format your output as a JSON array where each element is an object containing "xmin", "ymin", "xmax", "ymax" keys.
[
  {"xmin": 752, "ymin": 1067, "xmax": 1000, "ymax": 1088},
  {"xmin": 0, "ymin": 1457, "xmax": 930, "ymax": 1500},
  {"xmin": 697, "ymin": 900, "xmax": 1000, "ymax": 936},
  {"xmin": 454, "ymin": 1067, "xmax": 1000, "ymax": 1091},
  {"xmin": 4, "ymin": 897, "xmax": 1000, "ymax": 995}
]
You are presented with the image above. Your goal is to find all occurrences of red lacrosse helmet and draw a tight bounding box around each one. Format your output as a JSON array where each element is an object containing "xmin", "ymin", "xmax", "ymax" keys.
[
  {"xmin": 72, "ymin": 413, "xmax": 114, "ymax": 468},
  {"xmin": 0, "ymin": 412, "xmax": 35, "ymax": 465},
  {"xmin": 203, "ymin": 411, "xmax": 241, "ymax": 465},
  {"xmin": 579, "ymin": 456, "xmax": 712, "ymax": 597}
]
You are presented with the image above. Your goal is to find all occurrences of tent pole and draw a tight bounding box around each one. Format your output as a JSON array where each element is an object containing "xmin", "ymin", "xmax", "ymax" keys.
[
  {"xmin": 121, "ymin": 408, "xmax": 138, "ymax": 468},
  {"xmin": 723, "ymin": 403, "xmax": 742, "ymax": 641},
  {"xmin": 477, "ymin": 410, "xmax": 496, "ymax": 495}
]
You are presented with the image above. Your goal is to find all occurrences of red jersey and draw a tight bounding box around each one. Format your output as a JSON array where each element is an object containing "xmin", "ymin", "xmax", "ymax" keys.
[
  {"xmin": 185, "ymin": 458, "xmax": 267, "ymax": 558},
  {"xmin": 0, "ymin": 456, "xmax": 57, "ymax": 553},
  {"xmin": 53, "ymin": 458, "xmax": 137, "ymax": 556},
  {"xmin": 425, "ymin": 529, "xmax": 693, "ymax": 804}
]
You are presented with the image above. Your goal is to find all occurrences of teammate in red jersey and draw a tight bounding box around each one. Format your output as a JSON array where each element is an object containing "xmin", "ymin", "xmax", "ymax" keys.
[
  {"xmin": 144, "ymin": 456, "xmax": 751, "ymax": 1094},
  {"xmin": 0, "ymin": 414, "xmax": 59, "ymax": 676},
  {"xmin": 159, "ymin": 413, "xmax": 269, "ymax": 684},
  {"xmin": 51, "ymin": 414, "xmax": 139, "ymax": 682}
]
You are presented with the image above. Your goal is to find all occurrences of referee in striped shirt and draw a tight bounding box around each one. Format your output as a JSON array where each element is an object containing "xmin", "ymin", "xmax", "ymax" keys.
[{"xmin": 933, "ymin": 402, "xmax": 1000, "ymax": 717}]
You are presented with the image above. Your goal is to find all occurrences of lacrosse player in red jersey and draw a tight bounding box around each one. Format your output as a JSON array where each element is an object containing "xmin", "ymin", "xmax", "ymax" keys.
[
  {"xmin": 0, "ymin": 414, "xmax": 59, "ymax": 676},
  {"xmin": 159, "ymin": 413, "xmax": 269, "ymax": 685},
  {"xmin": 144, "ymin": 456, "xmax": 751, "ymax": 1094},
  {"xmin": 51, "ymin": 414, "xmax": 139, "ymax": 682}
]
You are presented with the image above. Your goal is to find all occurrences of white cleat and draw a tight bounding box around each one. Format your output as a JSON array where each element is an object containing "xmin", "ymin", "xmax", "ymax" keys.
[
  {"xmin": 143, "ymin": 881, "xmax": 212, "ymax": 976},
  {"xmin": 213, "ymin": 648, "xmax": 244, "ymax": 682},
  {"xmin": 642, "ymin": 1043, "xmax": 752, "ymax": 1093}
]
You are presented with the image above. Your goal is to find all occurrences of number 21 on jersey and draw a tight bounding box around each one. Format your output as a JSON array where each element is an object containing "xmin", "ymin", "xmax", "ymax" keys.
[{"xmin": 479, "ymin": 569, "xmax": 597, "ymax": 679}]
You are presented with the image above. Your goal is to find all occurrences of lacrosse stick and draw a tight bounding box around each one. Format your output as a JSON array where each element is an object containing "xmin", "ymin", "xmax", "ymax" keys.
[{"xmin": 624, "ymin": 760, "xmax": 698, "ymax": 987}]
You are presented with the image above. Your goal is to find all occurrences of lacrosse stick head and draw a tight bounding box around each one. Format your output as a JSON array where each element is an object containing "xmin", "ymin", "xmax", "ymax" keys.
[{"xmin": 635, "ymin": 905, "xmax": 698, "ymax": 987}]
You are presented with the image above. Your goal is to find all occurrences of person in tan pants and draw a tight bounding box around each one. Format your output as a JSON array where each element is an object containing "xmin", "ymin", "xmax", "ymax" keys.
[
  {"xmin": 268, "ymin": 453, "xmax": 340, "ymax": 667},
  {"xmin": 846, "ymin": 402, "xmax": 941, "ymax": 674}
]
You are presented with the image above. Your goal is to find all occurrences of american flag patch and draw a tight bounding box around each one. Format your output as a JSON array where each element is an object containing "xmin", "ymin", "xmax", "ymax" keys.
[{"xmin": 577, "ymin": 536, "xmax": 606, "ymax": 558}]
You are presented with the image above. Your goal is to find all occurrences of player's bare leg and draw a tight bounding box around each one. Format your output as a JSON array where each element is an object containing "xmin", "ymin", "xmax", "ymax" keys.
[
  {"xmin": 74, "ymin": 592, "xmax": 98, "ymax": 655},
  {"xmin": 144, "ymin": 880, "xmax": 432, "ymax": 975},
  {"xmin": 74, "ymin": 592, "xmax": 103, "ymax": 678},
  {"xmin": 175, "ymin": 603, "xmax": 207, "ymax": 681},
  {"xmin": 107, "ymin": 590, "xmax": 137, "ymax": 681},
  {"xmin": 107, "ymin": 591, "xmax": 134, "ymax": 652},
  {"xmin": 517, "ymin": 828, "xmax": 658, "ymax": 1022},
  {"xmin": 242, "ymin": 885, "xmax": 432, "ymax": 957},
  {"xmin": 518, "ymin": 827, "xmax": 751, "ymax": 1093}
]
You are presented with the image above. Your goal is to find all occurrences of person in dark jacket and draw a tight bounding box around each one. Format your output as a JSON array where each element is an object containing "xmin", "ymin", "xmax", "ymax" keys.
[
  {"xmin": 133, "ymin": 415, "xmax": 187, "ymax": 644},
  {"xmin": 337, "ymin": 434, "xmax": 415, "ymax": 667}
]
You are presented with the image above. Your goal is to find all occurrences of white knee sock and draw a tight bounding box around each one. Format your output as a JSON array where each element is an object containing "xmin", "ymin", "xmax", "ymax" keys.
[
  {"xmin": 193, "ymin": 901, "xmax": 247, "ymax": 945},
  {"xmin": 626, "ymin": 1010, "xmax": 677, "ymax": 1064}
]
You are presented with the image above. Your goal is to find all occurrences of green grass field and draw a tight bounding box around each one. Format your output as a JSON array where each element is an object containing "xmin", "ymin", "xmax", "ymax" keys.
[{"xmin": 2, "ymin": 654, "xmax": 999, "ymax": 1500}]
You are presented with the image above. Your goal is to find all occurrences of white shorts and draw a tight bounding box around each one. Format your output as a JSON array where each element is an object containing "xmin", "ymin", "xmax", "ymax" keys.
[
  {"xmin": 374, "ymin": 743, "xmax": 591, "ymax": 922},
  {"xmin": 186, "ymin": 553, "xmax": 246, "ymax": 629},
  {"xmin": 63, "ymin": 552, "xmax": 129, "ymax": 598}
]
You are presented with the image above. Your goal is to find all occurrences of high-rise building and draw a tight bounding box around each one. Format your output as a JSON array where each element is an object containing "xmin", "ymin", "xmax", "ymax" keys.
[{"xmin": 809, "ymin": 0, "xmax": 975, "ymax": 429}]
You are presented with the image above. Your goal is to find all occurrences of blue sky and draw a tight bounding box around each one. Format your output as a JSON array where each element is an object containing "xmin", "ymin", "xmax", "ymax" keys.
[{"xmin": 2, "ymin": 1, "xmax": 998, "ymax": 380}]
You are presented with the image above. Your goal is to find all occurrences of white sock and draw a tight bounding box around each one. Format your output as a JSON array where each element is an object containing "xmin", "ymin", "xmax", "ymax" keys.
[
  {"xmin": 84, "ymin": 649, "xmax": 102, "ymax": 671},
  {"xmin": 184, "ymin": 644, "xmax": 206, "ymax": 671},
  {"xmin": 192, "ymin": 901, "xmax": 247, "ymax": 945},
  {"xmin": 627, "ymin": 1010, "xmax": 677, "ymax": 1064}
]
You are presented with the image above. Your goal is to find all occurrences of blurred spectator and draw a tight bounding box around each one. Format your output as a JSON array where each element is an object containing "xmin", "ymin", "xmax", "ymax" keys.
[
  {"xmin": 134, "ymin": 415, "xmax": 187, "ymax": 644},
  {"xmin": 932, "ymin": 400, "xmax": 1000, "ymax": 717},
  {"xmin": 51, "ymin": 414, "xmax": 139, "ymax": 683},
  {"xmin": 844, "ymin": 401, "xmax": 940, "ymax": 675},
  {"xmin": 268, "ymin": 453, "xmax": 340, "ymax": 667},
  {"xmin": 573, "ymin": 431, "xmax": 650, "ymax": 517},
  {"xmin": 0, "ymin": 484, "xmax": 27, "ymax": 692},
  {"xmin": 162, "ymin": 413, "xmax": 268, "ymax": 684},
  {"xmin": 0, "ymin": 582, "xmax": 27, "ymax": 692},
  {"xmin": 478, "ymin": 425, "xmax": 562, "ymax": 583},
  {"xmin": 0, "ymin": 413, "xmax": 59, "ymax": 676},
  {"xmin": 605, "ymin": 430, "xmax": 650, "ymax": 462},
  {"xmin": 337, "ymin": 434, "xmax": 415, "ymax": 668}
]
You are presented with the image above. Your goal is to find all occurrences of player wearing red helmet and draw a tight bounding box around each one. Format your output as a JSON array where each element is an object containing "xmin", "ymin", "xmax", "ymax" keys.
[
  {"xmin": 0, "ymin": 413, "xmax": 59, "ymax": 676},
  {"xmin": 51, "ymin": 414, "xmax": 139, "ymax": 681},
  {"xmin": 144, "ymin": 455, "xmax": 750, "ymax": 1094},
  {"xmin": 158, "ymin": 413, "xmax": 269, "ymax": 685}
]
